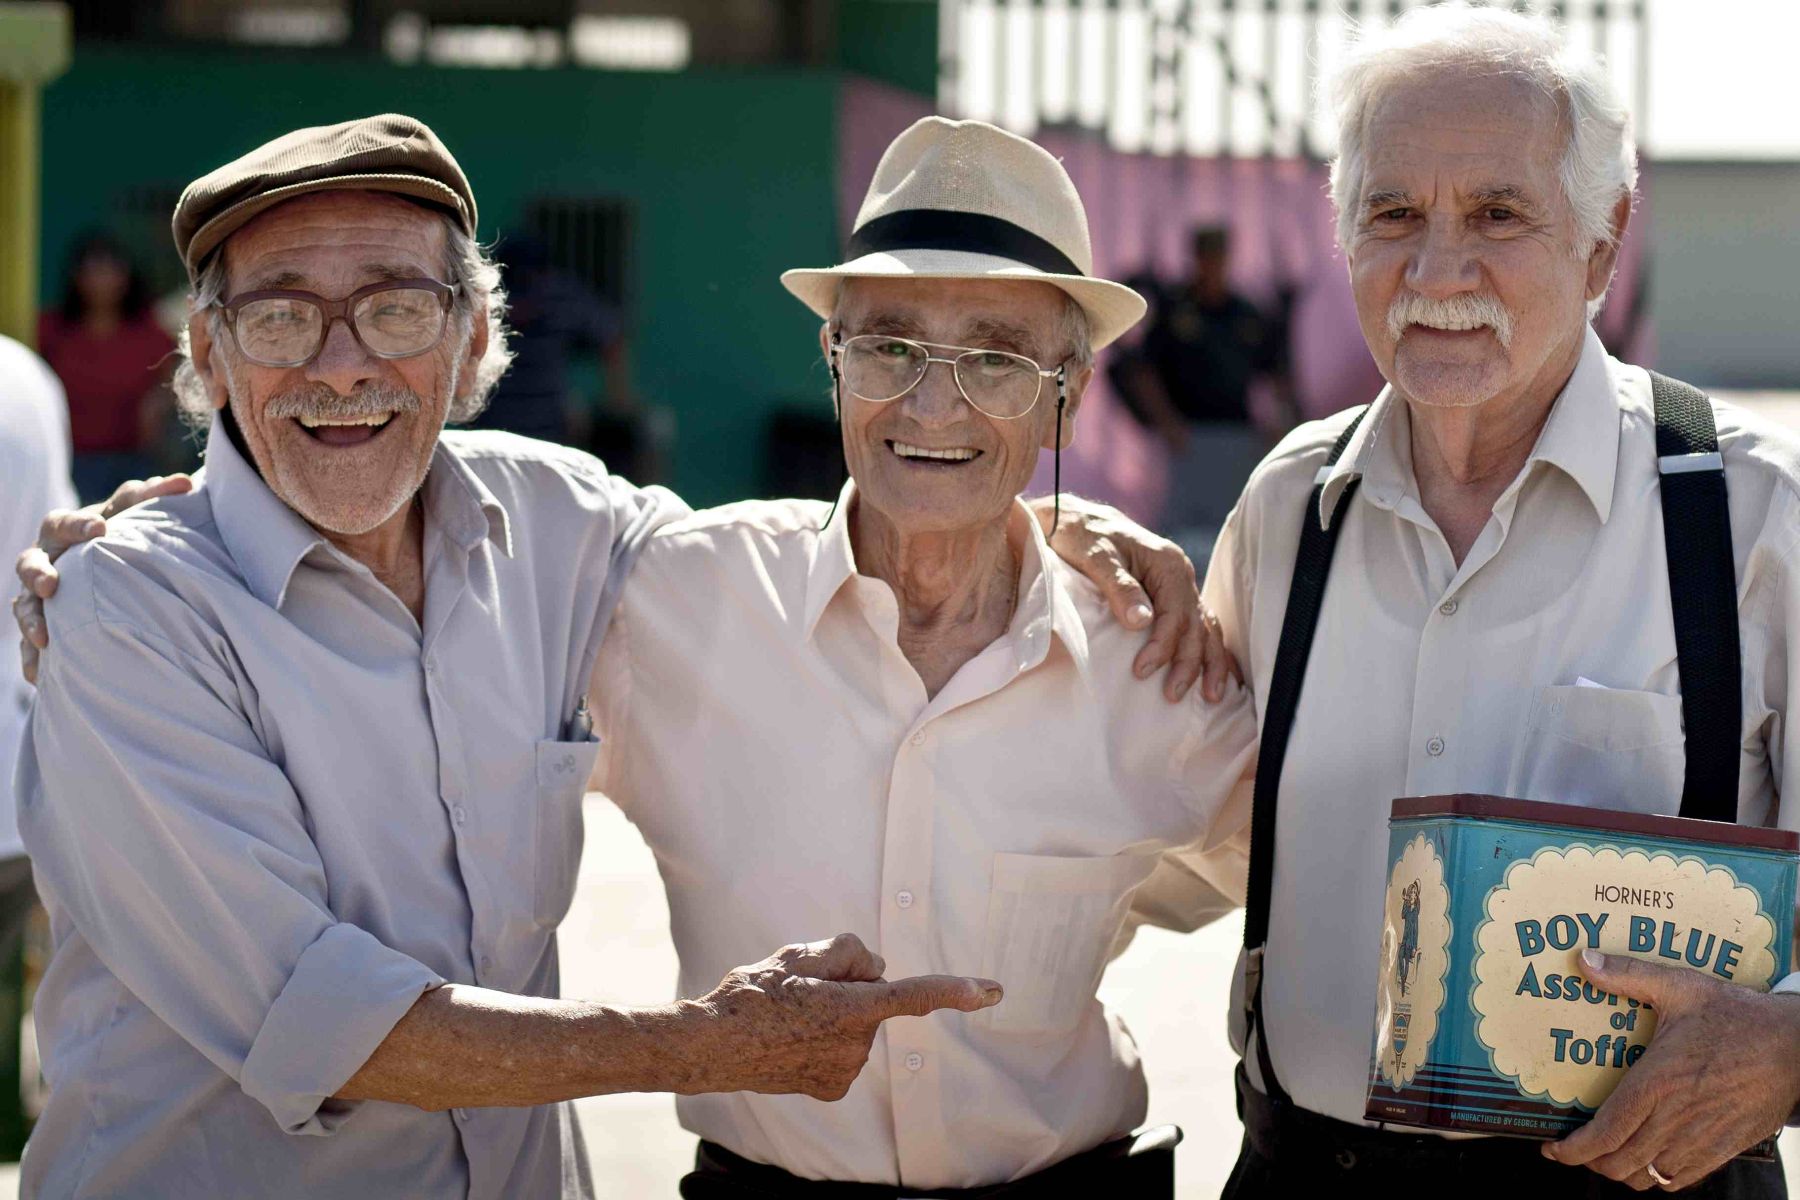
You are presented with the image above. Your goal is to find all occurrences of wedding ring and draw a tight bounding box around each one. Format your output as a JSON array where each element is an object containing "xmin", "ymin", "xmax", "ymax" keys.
[{"xmin": 1647, "ymin": 1163, "xmax": 1674, "ymax": 1187}]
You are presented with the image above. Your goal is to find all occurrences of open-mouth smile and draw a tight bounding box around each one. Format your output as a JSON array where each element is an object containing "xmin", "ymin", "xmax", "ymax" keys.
[
  {"xmin": 888, "ymin": 439, "xmax": 983, "ymax": 467},
  {"xmin": 293, "ymin": 411, "xmax": 401, "ymax": 448}
]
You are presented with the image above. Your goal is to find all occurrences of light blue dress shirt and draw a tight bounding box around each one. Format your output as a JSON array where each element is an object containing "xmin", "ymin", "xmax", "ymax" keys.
[{"xmin": 16, "ymin": 414, "xmax": 683, "ymax": 1198}]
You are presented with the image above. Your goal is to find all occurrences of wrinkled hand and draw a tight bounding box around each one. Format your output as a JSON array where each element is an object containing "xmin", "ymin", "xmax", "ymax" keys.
[
  {"xmin": 1543, "ymin": 948, "xmax": 1800, "ymax": 1190},
  {"xmin": 12, "ymin": 474, "xmax": 193, "ymax": 684},
  {"xmin": 1032, "ymin": 493, "xmax": 1241, "ymax": 703},
  {"xmin": 674, "ymin": 934, "xmax": 1001, "ymax": 1101}
]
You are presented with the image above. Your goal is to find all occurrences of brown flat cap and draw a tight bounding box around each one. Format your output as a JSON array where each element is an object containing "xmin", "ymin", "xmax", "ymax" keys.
[{"xmin": 172, "ymin": 113, "xmax": 477, "ymax": 280}]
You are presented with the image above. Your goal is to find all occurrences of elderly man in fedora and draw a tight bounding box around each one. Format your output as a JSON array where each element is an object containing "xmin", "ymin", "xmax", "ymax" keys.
[
  {"xmin": 1131, "ymin": 5, "xmax": 1800, "ymax": 1196},
  {"xmin": 8, "ymin": 116, "xmax": 1230, "ymax": 1197},
  {"xmin": 568, "ymin": 115, "xmax": 1259, "ymax": 1197}
]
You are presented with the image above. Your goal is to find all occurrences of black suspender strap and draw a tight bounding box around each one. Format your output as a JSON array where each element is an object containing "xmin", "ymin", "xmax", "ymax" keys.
[
  {"xmin": 1242, "ymin": 377, "xmax": 1741, "ymax": 1105},
  {"xmin": 1650, "ymin": 371, "xmax": 1742, "ymax": 822},
  {"xmin": 1242, "ymin": 408, "xmax": 1367, "ymax": 1106}
]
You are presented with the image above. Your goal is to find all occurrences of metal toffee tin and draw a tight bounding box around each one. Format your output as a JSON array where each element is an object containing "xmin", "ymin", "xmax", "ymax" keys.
[{"xmin": 1365, "ymin": 794, "xmax": 1798, "ymax": 1142}]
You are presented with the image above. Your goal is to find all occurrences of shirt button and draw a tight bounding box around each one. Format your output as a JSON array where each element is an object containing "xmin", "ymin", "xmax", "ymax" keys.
[
  {"xmin": 1439, "ymin": 598, "xmax": 1458, "ymax": 616},
  {"xmin": 1426, "ymin": 737, "xmax": 1445, "ymax": 757},
  {"xmin": 910, "ymin": 730, "xmax": 927, "ymax": 748},
  {"xmin": 895, "ymin": 890, "xmax": 914, "ymax": 909},
  {"xmin": 452, "ymin": 805, "xmax": 468, "ymax": 824},
  {"xmin": 904, "ymin": 1052, "xmax": 924, "ymax": 1071}
]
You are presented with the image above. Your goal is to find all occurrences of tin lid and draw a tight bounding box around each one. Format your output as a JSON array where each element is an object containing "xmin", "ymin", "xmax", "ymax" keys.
[{"xmin": 1391, "ymin": 794, "xmax": 1800, "ymax": 854}]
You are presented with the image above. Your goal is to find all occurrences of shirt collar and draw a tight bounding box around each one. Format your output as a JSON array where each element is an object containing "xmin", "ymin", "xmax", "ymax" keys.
[
  {"xmin": 204, "ymin": 413, "xmax": 512, "ymax": 611},
  {"xmin": 1317, "ymin": 326, "xmax": 1620, "ymax": 529},
  {"xmin": 801, "ymin": 480, "xmax": 1088, "ymax": 670}
]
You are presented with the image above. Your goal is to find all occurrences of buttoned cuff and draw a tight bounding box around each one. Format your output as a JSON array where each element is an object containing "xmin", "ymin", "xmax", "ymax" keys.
[{"xmin": 240, "ymin": 922, "xmax": 443, "ymax": 1136}]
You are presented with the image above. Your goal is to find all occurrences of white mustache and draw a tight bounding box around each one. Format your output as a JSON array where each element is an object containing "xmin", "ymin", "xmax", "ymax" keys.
[
  {"xmin": 1386, "ymin": 291, "xmax": 1515, "ymax": 348},
  {"xmin": 265, "ymin": 384, "xmax": 423, "ymax": 423}
]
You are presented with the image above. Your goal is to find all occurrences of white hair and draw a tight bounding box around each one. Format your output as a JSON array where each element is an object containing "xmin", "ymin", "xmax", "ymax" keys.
[
  {"xmin": 171, "ymin": 211, "xmax": 513, "ymax": 426},
  {"xmin": 1325, "ymin": 3, "xmax": 1638, "ymax": 314}
]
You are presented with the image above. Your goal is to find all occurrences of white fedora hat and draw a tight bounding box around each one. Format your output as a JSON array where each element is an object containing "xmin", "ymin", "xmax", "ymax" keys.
[{"xmin": 781, "ymin": 117, "xmax": 1146, "ymax": 350}]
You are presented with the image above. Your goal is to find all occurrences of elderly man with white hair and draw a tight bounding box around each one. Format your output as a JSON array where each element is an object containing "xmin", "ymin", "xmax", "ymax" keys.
[{"xmin": 1132, "ymin": 5, "xmax": 1800, "ymax": 1197}]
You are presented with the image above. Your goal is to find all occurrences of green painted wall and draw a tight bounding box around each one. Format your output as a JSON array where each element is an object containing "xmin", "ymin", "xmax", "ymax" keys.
[
  {"xmin": 839, "ymin": 0, "xmax": 938, "ymax": 97},
  {"xmin": 39, "ymin": 46, "xmax": 842, "ymax": 506}
]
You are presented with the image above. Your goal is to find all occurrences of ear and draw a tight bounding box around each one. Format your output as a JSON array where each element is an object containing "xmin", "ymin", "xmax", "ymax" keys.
[
  {"xmin": 188, "ymin": 312, "xmax": 231, "ymax": 411},
  {"xmin": 818, "ymin": 322, "xmax": 840, "ymax": 416},
  {"xmin": 453, "ymin": 297, "xmax": 490, "ymax": 401},
  {"xmin": 1042, "ymin": 362, "xmax": 1095, "ymax": 451},
  {"xmin": 1584, "ymin": 194, "xmax": 1634, "ymax": 304}
]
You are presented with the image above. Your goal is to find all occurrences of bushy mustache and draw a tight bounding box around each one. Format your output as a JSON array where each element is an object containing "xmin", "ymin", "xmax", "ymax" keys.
[
  {"xmin": 1386, "ymin": 291, "xmax": 1516, "ymax": 348},
  {"xmin": 264, "ymin": 383, "xmax": 423, "ymax": 423}
]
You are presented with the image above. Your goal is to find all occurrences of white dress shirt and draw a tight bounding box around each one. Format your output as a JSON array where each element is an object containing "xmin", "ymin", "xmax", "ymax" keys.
[
  {"xmin": 1135, "ymin": 328, "xmax": 1800, "ymax": 1128},
  {"xmin": 0, "ymin": 336, "xmax": 76, "ymax": 861},
  {"xmin": 591, "ymin": 487, "xmax": 1258, "ymax": 1189},
  {"xmin": 18, "ymin": 416, "xmax": 682, "ymax": 1198}
]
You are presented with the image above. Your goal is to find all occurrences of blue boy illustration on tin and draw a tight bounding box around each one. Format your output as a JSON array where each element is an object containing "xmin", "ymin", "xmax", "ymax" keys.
[{"xmin": 1398, "ymin": 879, "xmax": 1423, "ymax": 999}]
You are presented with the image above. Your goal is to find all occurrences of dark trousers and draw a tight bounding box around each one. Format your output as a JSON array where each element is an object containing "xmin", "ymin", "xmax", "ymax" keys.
[
  {"xmin": 1225, "ymin": 1068, "xmax": 1785, "ymax": 1199},
  {"xmin": 680, "ymin": 1126, "xmax": 1181, "ymax": 1199}
]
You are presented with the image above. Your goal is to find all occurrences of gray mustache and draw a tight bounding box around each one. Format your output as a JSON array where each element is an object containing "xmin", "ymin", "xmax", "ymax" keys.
[
  {"xmin": 1386, "ymin": 291, "xmax": 1516, "ymax": 348},
  {"xmin": 265, "ymin": 385, "xmax": 423, "ymax": 423}
]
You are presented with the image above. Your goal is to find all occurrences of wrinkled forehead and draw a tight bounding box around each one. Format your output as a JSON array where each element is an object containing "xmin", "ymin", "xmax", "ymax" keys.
[
  {"xmin": 221, "ymin": 190, "xmax": 448, "ymax": 294},
  {"xmin": 1357, "ymin": 69, "xmax": 1568, "ymax": 204},
  {"xmin": 837, "ymin": 276, "xmax": 1067, "ymax": 356}
]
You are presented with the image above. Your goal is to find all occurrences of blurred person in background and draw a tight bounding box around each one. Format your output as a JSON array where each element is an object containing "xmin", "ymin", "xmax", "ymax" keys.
[
  {"xmin": 1117, "ymin": 227, "xmax": 1293, "ymax": 559},
  {"xmin": 462, "ymin": 233, "xmax": 634, "ymax": 447},
  {"xmin": 36, "ymin": 232, "xmax": 175, "ymax": 503}
]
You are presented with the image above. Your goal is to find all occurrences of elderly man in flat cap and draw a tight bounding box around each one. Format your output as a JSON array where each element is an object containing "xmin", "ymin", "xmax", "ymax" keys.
[
  {"xmin": 572, "ymin": 115, "xmax": 1258, "ymax": 1198},
  {"xmin": 1132, "ymin": 6, "xmax": 1800, "ymax": 1197},
  {"xmin": 10, "ymin": 116, "xmax": 1223, "ymax": 1198}
]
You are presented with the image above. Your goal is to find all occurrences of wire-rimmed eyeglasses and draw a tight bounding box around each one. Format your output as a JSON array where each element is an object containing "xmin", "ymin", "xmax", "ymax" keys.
[
  {"xmin": 217, "ymin": 278, "xmax": 458, "ymax": 368},
  {"xmin": 830, "ymin": 333, "xmax": 1066, "ymax": 421}
]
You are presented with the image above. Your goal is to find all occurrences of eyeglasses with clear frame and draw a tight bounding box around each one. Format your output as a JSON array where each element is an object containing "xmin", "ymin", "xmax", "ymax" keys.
[
  {"xmin": 830, "ymin": 333, "xmax": 1066, "ymax": 420},
  {"xmin": 217, "ymin": 278, "xmax": 458, "ymax": 368}
]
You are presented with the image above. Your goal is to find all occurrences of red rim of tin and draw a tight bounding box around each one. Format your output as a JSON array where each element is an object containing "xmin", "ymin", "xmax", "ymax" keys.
[{"xmin": 1391, "ymin": 794, "xmax": 1800, "ymax": 853}]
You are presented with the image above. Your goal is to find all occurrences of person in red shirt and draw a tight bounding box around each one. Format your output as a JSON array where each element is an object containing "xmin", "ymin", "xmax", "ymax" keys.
[{"xmin": 37, "ymin": 233, "xmax": 176, "ymax": 502}]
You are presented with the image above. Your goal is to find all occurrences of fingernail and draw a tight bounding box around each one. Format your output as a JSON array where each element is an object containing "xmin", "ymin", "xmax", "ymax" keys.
[
  {"xmin": 84, "ymin": 521, "xmax": 103, "ymax": 536},
  {"xmin": 1135, "ymin": 662, "xmax": 1153, "ymax": 678},
  {"xmin": 1582, "ymin": 948, "xmax": 1605, "ymax": 971},
  {"xmin": 982, "ymin": 985, "xmax": 1003, "ymax": 1005},
  {"xmin": 1540, "ymin": 1143, "xmax": 1557, "ymax": 1160},
  {"xmin": 1128, "ymin": 604, "xmax": 1153, "ymax": 627}
]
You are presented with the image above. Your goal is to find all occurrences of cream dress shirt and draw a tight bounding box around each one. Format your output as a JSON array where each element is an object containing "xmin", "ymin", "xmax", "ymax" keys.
[
  {"xmin": 1133, "ymin": 328, "xmax": 1800, "ymax": 1128},
  {"xmin": 590, "ymin": 488, "xmax": 1258, "ymax": 1189}
]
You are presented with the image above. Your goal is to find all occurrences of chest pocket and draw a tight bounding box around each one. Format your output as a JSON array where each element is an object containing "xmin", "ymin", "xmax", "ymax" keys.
[
  {"xmin": 1517, "ymin": 685, "xmax": 1686, "ymax": 813},
  {"xmin": 534, "ymin": 737, "xmax": 602, "ymax": 927},
  {"xmin": 979, "ymin": 851, "xmax": 1159, "ymax": 1038}
]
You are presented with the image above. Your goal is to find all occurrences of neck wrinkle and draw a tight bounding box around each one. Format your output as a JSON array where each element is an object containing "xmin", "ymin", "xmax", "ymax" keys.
[
  {"xmin": 852, "ymin": 499, "xmax": 1019, "ymax": 635},
  {"xmin": 320, "ymin": 494, "xmax": 423, "ymax": 580}
]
